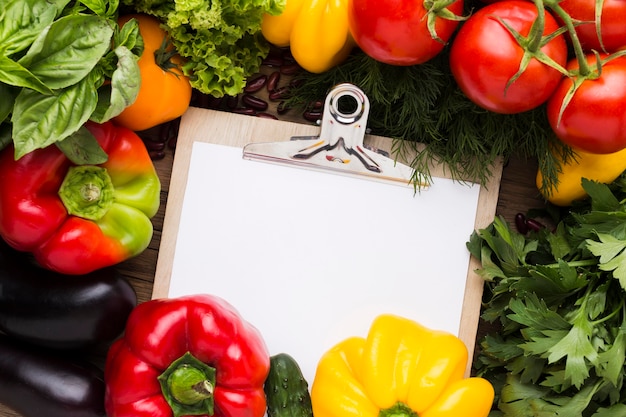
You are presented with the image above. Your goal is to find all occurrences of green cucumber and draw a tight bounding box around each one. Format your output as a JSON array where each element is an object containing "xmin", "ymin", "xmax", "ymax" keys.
[{"xmin": 264, "ymin": 353, "xmax": 313, "ymax": 417}]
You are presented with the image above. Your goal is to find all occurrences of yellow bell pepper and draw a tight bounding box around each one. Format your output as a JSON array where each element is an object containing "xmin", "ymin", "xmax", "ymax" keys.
[
  {"xmin": 311, "ymin": 314, "xmax": 494, "ymax": 417},
  {"xmin": 261, "ymin": 0, "xmax": 354, "ymax": 73},
  {"xmin": 537, "ymin": 146, "xmax": 626, "ymax": 207}
]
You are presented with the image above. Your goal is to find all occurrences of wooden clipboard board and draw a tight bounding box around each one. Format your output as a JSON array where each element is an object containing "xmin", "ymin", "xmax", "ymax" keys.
[{"xmin": 153, "ymin": 106, "xmax": 503, "ymax": 377}]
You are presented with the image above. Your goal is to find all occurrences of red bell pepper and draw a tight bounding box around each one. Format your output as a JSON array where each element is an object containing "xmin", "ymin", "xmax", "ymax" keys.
[
  {"xmin": 104, "ymin": 294, "xmax": 270, "ymax": 417},
  {"xmin": 0, "ymin": 121, "xmax": 160, "ymax": 275}
]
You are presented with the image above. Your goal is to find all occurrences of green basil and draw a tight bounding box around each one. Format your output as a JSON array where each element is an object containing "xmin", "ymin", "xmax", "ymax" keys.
[
  {"xmin": 18, "ymin": 15, "xmax": 114, "ymax": 90},
  {"xmin": 0, "ymin": 56, "xmax": 51, "ymax": 94},
  {"xmin": 0, "ymin": 0, "xmax": 68, "ymax": 56},
  {"xmin": 56, "ymin": 125, "xmax": 108, "ymax": 165},
  {"xmin": 91, "ymin": 46, "xmax": 140, "ymax": 123},
  {"xmin": 12, "ymin": 77, "xmax": 98, "ymax": 158}
]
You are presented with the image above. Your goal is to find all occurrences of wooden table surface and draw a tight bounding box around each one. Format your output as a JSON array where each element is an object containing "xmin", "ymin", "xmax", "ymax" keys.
[{"xmin": 0, "ymin": 116, "xmax": 545, "ymax": 417}]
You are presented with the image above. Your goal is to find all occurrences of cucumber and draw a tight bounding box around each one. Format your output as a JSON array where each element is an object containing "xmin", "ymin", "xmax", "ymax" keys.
[{"xmin": 264, "ymin": 353, "xmax": 313, "ymax": 417}]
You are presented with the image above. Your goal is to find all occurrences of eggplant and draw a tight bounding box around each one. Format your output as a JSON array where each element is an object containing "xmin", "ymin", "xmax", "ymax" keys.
[
  {"xmin": 0, "ymin": 240, "xmax": 137, "ymax": 350},
  {"xmin": 0, "ymin": 335, "xmax": 106, "ymax": 417}
]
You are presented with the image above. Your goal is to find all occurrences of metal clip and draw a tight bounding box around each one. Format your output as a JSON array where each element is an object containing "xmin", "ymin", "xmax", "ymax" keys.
[{"xmin": 243, "ymin": 83, "xmax": 423, "ymax": 187}]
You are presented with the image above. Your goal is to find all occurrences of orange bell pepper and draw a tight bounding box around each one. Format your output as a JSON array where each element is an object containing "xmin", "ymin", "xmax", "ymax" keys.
[{"xmin": 114, "ymin": 14, "xmax": 192, "ymax": 131}]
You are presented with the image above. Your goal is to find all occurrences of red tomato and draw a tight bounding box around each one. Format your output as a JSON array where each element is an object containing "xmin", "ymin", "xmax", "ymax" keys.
[
  {"xmin": 449, "ymin": 0, "xmax": 568, "ymax": 114},
  {"xmin": 559, "ymin": 0, "xmax": 626, "ymax": 53},
  {"xmin": 547, "ymin": 54, "xmax": 626, "ymax": 154},
  {"xmin": 347, "ymin": 0, "xmax": 465, "ymax": 65}
]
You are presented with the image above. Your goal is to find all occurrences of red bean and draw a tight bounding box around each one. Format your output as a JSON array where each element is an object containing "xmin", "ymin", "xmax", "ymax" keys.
[
  {"xmin": 232, "ymin": 107, "xmax": 257, "ymax": 116},
  {"xmin": 303, "ymin": 109, "xmax": 323, "ymax": 122},
  {"xmin": 269, "ymin": 86, "xmax": 291, "ymax": 101},
  {"xmin": 242, "ymin": 94, "xmax": 269, "ymax": 111},
  {"xmin": 280, "ymin": 63, "xmax": 302, "ymax": 75},
  {"xmin": 244, "ymin": 74, "xmax": 267, "ymax": 93},
  {"xmin": 276, "ymin": 101, "xmax": 291, "ymax": 115},
  {"xmin": 526, "ymin": 218, "xmax": 545, "ymax": 232},
  {"xmin": 266, "ymin": 71, "xmax": 281, "ymax": 93},
  {"xmin": 514, "ymin": 213, "xmax": 528, "ymax": 234}
]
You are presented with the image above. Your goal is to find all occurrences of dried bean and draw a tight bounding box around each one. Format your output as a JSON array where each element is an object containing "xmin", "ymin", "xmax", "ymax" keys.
[
  {"xmin": 262, "ymin": 54, "xmax": 283, "ymax": 67},
  {"xmin": 280, "ymin": 63, "xmax": 302, "ymax": 76},
  {"xmin": 269, "ymin": 86, "xmax": 291, "ymax": 101},
  {"xmin": 256, "ymin": 112, "xmax": 279, "ymax": 120},
  {"xmin": 244, "ymin": 74, "xmax": 267, "ymax": 93},
  {"xmin": 276, "ymin": 101, "xmax": 291, "ymax": 115},
  {"xmin": 526, "ymin": 218, "xmax": 545, "ymax": 232},
  {"xmin": 232, "ymin": 107, "xmax": 257, "ymax": 116},
  {"xmin": 303, "ymin": 109, "xmax": 323, "ymax": 122},
  {"xmin": 149, "ymin": 150, "xmax": 166, "ymax": 160},
  {"xmin": 143, "ymin": 140, "xmax": 167, "ymax": 152},
  {"xmin": 514, "ymin": 213, "xmax": 528, "ymax": 234},
  {"xmin": 266, "ymin": 71, "xmax": 281, "ymax": 93},
  {"xmin": 242, "ymin": 94, "xmax": 269, "ymax": 111}
]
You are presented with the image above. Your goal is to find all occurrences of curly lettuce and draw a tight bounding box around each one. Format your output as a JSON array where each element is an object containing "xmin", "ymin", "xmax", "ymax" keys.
[{"xmin": 123, "ymin": 0, "xmax": 285, "ymax": 97}]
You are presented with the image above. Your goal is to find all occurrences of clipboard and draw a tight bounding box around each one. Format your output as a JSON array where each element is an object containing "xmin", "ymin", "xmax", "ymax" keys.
[{"xmin": 153, "ymin": 84, "xmax": 503, "ymax": 381}]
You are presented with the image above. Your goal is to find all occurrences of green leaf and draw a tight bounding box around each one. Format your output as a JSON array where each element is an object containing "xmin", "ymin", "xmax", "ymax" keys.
[
  {"xmin": 508, "ymin": 293, "xmax": 570, "ymax": 332},
  {"xmin": 547, "ymin": 310, "xmax": 598, "ymax": 388},
  {"xmin": 18, "ymin": 14, "xmax": 114, "ymax": 90},
  {"xmin": 583, "ymin": 178, "xmax": 621, "ymax": 212},
  {"xmin": 0, "ymin": 0, "xmax": 68, "ymax": 56},
  {"xmin": 11, "ymin": 77, "xmax": 98, "ymax": 158},
  {"xmin": 0, "ymin": 55, "xmax": 52, "ymax": 94},
  {"xmin": 593, "ymin": 404, "xmax": 626, "ymax": 417},
  {"xmin": 90, "ymin": 45, "xmax": 140, "ymax": 122},
  {"xmin": 596, "ymin": 325, "xmax": 626, "ymax": 387},
  {"xmin": 587, "ymin": 233, "xmax": 626, "ymax": 289},
  {"xmin": 55, "ymin": 125, "xmax": 108, "ymax": 165}
]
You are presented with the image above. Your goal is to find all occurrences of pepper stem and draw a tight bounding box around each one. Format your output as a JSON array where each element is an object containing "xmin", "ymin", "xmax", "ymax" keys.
[
  {"xmin": 58, "ymin": 166, "xmax": 115, "ymax": 221},
  {"xmin": 158, "ymin": 352, "xmax": 216, "ymax": 417},
  {"xmin": 378, "ymin": 402, "xmax": 420, "ymax": 417}
]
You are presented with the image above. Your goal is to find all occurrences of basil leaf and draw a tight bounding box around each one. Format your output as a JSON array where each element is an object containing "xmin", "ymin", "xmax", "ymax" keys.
[
  {"xmin": 80, "ymin": 0, "xmax": 119, "ymax": 18},
  {"xmin": 91, "ymin": 45, "xmax": 140, "ymax": 122},
  {"xmin": 12, "ymin": 77, "xmax": 98, "ymax": 158},
  {"xmin": 18, "ymin": 14, "xmax": 114, "ymax": 90},
  {"xmin": 0, "ymin": 83, "xmax": 18, "ymax": 123},
  {"xmin": 56, "ymin": 125, "xmax": 108, "ymax": 165},
  {"xmin": 0, "ymin": 55, "xmax": 52, "ymax": 94},
  {"xmin": 0, "ymin": 0, "xmax": 69, "ymax": 57}
]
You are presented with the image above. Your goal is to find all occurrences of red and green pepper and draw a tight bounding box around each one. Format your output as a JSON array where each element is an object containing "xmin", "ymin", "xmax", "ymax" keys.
[
  {"xmin": 104, "ymin": 294, "xmax": 270, "ymax": 417},
  {"xmin": 0, "ymin": 121, "xmax": 160, "ymax": 275}
]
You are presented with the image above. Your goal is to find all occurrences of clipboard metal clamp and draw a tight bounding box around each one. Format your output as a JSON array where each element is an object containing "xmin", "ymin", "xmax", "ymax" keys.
[{"xmin": 242, "ymin": 83, "xmax": 427, "ymax": 187}]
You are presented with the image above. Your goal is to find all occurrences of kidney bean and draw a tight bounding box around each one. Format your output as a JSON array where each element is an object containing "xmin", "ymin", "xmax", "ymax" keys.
[
  {"xmin": 242, "ymin": 94, "xmax": 269, "ymax": 111},
  {"xmin": 232, "ymin": 107, "xmax": 257, "ymax": 116},
  {"xmin": 144, "ymin": 140, "xmax": 166, "ymax": 152},
  {"xmin": 269, "ymin": 86, "xmax": 291, "ymax": 101},
  {"xmin": 514, "ymin": 213, "xmax": 528, "ymax": 235},
  {"xmin": 303, "ymin": 109, "xmax": 323, "ymax": 122},
  {"xmin": 244, "ymin": 74, "xmax": 267, "ymax": 93},
  {"xmin": 276, "ymin": 101, "xmax": 291, "ymax": 115},
  {"xmin": 266, "ymin": 71, "xmax": 281, "ymax": 93},
  {"xmin": 280, "ymin": 63, "xmax": 302, "ymax": 76},
  {"xmin": 526, "ymin": 218, "xmax": 545, "ymax": 232},
  {"xmin": 148, "ymin": 150, "xmax": 166, "ymax": 160}
]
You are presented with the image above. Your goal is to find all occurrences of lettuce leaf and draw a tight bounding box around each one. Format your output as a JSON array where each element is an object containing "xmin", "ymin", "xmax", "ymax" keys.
[{"xmin": 124, "ymin": 0, "xmax": 285, "ymax": 97}]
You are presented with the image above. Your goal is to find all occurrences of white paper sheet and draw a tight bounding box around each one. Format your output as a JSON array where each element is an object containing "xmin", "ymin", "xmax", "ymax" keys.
[{"xmin": 168, "ymin": 141, "xmax": 481, "ymax": 384}]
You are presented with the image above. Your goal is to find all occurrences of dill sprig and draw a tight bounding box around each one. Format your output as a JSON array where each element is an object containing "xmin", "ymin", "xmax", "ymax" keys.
[{"xmin": 286, "ymin": 49, "xmax": 567, "ymax": 188}]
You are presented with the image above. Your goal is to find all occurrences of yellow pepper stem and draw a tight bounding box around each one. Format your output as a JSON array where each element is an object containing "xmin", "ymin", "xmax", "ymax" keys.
[{"xmin": 379, "ymin": 402, "xmax": 419, "ymax": 417}]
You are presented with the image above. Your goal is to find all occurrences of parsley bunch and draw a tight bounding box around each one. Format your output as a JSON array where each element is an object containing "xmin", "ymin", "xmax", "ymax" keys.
[{"xmin": 468, "ymin": 177, "xmax": 626, "ymax": 416}]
